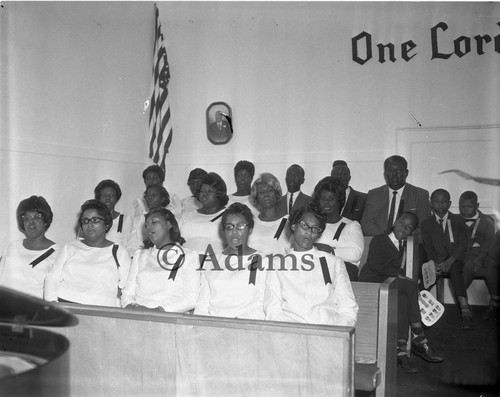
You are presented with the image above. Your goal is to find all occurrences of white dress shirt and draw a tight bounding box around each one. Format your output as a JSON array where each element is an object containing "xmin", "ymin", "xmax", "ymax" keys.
[{"xmin": 387, "ymin": 185, "xmax": 406, "ymax": 219}]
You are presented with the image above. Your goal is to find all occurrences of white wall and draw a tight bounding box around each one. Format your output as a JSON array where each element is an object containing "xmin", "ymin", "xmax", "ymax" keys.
[
  {"xmin": 1, "ymin": 1, "xmax": 499, "ymax": 249},
  {"xmin": 1, "ymin": 2, "xmax": 153, "ymax": 247}
]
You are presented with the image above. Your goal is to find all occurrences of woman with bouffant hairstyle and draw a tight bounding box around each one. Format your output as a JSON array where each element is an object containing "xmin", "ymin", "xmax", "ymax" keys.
[
  {"xmin": 0, "ymin": 196, "xmax": 58, "ymax": 299},
  {"xmin": 94, "ymin": 179, "xmax": 133, "ymax": 253},
  {"xmin": 312, "ymin": 176, "xmax": 364, "ymax": 281},
  {"xmin": 44, "ymin": 199, "xmax": 131, "ymax": 307},
  {"xmin": 247, "ymin": 173, "xmax": 289, "ymax": 255},
  {"xmin": 180, "ymin": 172, "xmax": 228, "ymax": 254}
]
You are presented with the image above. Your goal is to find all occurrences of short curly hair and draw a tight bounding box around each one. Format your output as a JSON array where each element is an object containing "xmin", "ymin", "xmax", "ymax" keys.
[
  {"xmin": 188, "ymin": 168, "xmax": 208, "ymax": 182},
  {"xmin": 459, "ymin": 190, "xmax": 478, "ymax": 203},
  {"xmin": 430, "ymin": 188, "xmax": 450, "ymax": 201},
  {"xmin": 221, "ymin": 202, "xmax": 255, "ymax": 230},
  {"xmin": 234, "ymin": 160, "xmax": 255, "ymax": 179},
  {"xmin": 199, "ymin": 172, "xmax": 229, "ymax": 206},
  {"xmin": 250, "ymin": 173, "xmax": 283, "ymax": 208},
  {"xmin": 384, "ymin": 155, "xmax": 408, "ymax": 171},
  {"xmin": 94, "ymin": 179, "xmax": 122, "ymax": 201},
  {"xmin": 397, "ymin": 211, "xmax": 419, "ymax": 230},
  {"xmin": 142, "ymin": 165, "xmax": 165, "ymax": 183},
  {"xmin": 17, "ymin": 196, "xmax": 54, "ymax": 232},
  {"xmin": 79, "ymin": 199, "xmax": 113, "ymax": 233},
  {"xmin": 144, "ymin": 184, "xmax": 171, "ymax": 208},
  {"xmin": 289, "ymin": 203, "xmax": 327, "ymax": 233}
]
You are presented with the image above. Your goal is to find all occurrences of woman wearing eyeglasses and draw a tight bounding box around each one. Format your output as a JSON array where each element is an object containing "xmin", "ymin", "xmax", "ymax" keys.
[
  {"xmin": 264, "ymin": 204, "xmax": 358, "ymax": 326},
  {"xmin": 44, "ymin": 199, "xmax": 131, "ymax": 307},
  {"xmin": 194, "ymin": 203, "xmax": 266, "ymax": 319},
  {"xmin": 0, "ymin": 196, "xmax": 59, "ymax": 299}
]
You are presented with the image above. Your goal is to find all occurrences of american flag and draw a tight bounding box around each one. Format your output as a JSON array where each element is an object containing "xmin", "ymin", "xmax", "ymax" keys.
[{"xmin": 149, "ymin": 5, "xmax": 173, "ymax": 170}]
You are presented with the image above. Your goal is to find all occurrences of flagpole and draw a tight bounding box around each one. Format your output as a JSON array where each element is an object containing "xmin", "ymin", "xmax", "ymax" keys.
[{"xmin": 148, "ymin": 3, "xmax": 173, "ymax": 171}]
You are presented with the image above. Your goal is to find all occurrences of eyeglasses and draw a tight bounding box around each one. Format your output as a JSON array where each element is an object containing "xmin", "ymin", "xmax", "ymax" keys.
[
  {"xmin": 298, "ymin": 220, "xmax": 323, "ymax": 234},
  {"xmin": 223, "ymin": 223, "xmax": 248, "ymax": 231},
  {"xmin": 80, "ymin": 217, "xmax": 105, "ymax": 225},
  {"xmin": 22, "ymin": 213, "xmax": 43, "ymax": 222}
]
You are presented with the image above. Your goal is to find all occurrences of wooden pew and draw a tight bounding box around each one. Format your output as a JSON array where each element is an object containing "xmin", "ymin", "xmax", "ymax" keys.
[
  {"xmin": 48, "ymin": 306, "xmax": 355, "ymax": 396},
  {"xmin": 352, "ymin": 277, "xmax": 398, "ymax": 397},
  {"xmin": 356, "ymin": 233, "xmax": 411, "ymax": 396},
  {"xmin": 45, "ymin": 279, "xmax": 397, "ymax": 397}
]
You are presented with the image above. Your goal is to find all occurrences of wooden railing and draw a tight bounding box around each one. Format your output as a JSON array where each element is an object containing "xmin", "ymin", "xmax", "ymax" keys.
[{"xmin": 48, "ymin": 306, "xmax": 355, "ymax": 397}]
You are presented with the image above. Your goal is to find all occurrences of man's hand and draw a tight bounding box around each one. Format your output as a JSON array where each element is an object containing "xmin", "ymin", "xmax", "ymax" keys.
[{"xmin": 439, "ymin": 258, "xmax": 454, "ymax": 273}]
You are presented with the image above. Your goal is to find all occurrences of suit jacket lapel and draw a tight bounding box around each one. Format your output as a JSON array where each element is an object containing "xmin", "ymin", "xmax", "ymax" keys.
[
  {"xmin": 385, "ymin": 234, "xmax": 399, "ymax": 255},
  {"xmin": 293, "ymin": 192, "xmax": 303, "ymax": 212},
  {"xmin": 382, "ymin": 186, "xmax": 390, "ymax": 220},
  {"xmin": 342, "ymin": 191, "xmax": 353, "ymax": 217},
  {"xmin": 400, "ymin": 184, "xmax": 414, "ymax": 210},
  {"xmin": 433, "ymin": 216, "xmax": 445, "ymax": 237}
]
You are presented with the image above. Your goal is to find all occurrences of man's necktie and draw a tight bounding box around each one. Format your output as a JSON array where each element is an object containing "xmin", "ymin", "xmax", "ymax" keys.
[
  {"xmin": 465, "ymin": 218, "xmax": 476, "ymax": 227},
  {"xmin": 438, "ymin": 218, "xmax": 445, "ymax": 233},
  {"xmin": 399, "ymin": 239, "xmax": 407, "ymax": 269},
  {"xmin": 289, "ymin": 192, "xmax": 294, "ymax": 214},
  {"xmin": 387, "ymin": 190, "xmax": 397, "ymax": 232}
]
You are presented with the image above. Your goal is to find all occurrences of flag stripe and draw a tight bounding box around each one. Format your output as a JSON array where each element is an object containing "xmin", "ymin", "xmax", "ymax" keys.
[{"xmin": 148, "ymin": 5, "xmax": 172, "ymax": 170}]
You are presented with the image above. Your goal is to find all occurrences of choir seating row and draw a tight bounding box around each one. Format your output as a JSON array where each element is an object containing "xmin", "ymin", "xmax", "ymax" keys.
[{"xmin": 47, "ymin": 277, "xmax": 397, "ymax": 397}]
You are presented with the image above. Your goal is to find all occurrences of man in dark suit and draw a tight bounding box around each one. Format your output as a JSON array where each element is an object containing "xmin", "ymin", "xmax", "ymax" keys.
[
  {"xmin": 331, "ymin": 160, "xmax": 367, "ymax": 222},
  {"xmin": 421, "ymin": 189, "xmax": 472, "ymax": 329},
  {"xmin": 361, "ymin": 155, "xmax": 431, "ymax": 236},
  {"xmin": 458, "ymin": 190, "xmax": 498, "ymax": 320},
  {"xmin": 278, "ymin": 164, "xmax": 312, "ymax": 215},
  {"xmin": 208, "ymin": 111, "xmax": 232, "ymax": 144}
]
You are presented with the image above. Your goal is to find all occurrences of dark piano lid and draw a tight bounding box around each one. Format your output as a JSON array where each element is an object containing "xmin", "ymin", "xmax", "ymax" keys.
[{"xmin": 0, "ymin": 286, "xmax": 78, "ymax": 327}]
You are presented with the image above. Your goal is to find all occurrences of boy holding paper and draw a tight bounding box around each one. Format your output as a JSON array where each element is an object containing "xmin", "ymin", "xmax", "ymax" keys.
[{"xmin": 360, "ymin": 211, "xmax": 444, "ymax": 373}]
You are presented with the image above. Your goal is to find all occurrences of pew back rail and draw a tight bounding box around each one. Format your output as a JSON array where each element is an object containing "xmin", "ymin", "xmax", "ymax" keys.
[
  {"xmin": 45, "ymin": 278, "xmax": 398, "ymax": 397},
  {"xmin": 49, "ymin": 305, "xmax": 355, "ymax": 397},
  {"xmin": 352, "ymin": 277, "xmax": 398, "ymax": 397}
]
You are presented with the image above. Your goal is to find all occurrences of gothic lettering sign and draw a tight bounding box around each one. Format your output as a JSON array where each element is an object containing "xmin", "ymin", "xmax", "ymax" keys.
[{"xmin": 352, "ymin": 21, "xmax": 500, "ymax": 65}]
